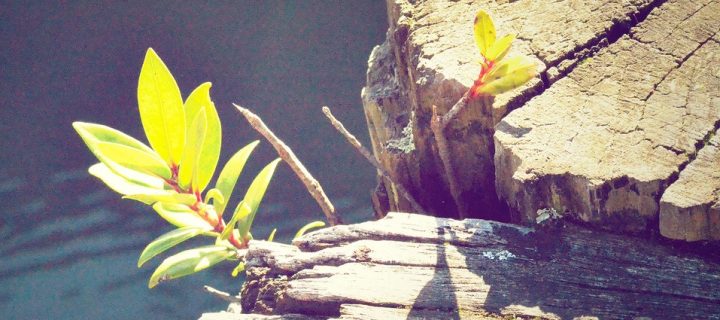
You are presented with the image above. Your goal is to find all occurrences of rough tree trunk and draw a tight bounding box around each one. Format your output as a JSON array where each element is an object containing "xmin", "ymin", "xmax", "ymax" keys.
[
  {"xmin": 200, "ymin": 212, "xmax": 720, "ymax": 319},
  {"xmin": 362, "ymin": 0, "xmax": 720, "ymax": 239}
]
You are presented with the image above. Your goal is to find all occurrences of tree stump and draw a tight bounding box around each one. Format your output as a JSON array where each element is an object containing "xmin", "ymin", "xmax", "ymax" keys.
[
  {"xmin": 200, "ymin": 212, "xmax": 720, "ymax": 319},
  {"xmin": 363, "ymin": 0, "xmax": 720, "ymax": 239}
]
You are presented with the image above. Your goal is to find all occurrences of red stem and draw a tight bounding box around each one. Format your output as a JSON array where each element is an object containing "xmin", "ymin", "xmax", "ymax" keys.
[{"xmin": 164, "ymin": 163, "xmax": 246, "ymax": 249}]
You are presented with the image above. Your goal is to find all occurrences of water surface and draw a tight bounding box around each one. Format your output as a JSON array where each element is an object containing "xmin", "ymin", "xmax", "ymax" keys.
[{"xmin": 0, "ymin": 1, "xmax": 386, "ymax": 318}]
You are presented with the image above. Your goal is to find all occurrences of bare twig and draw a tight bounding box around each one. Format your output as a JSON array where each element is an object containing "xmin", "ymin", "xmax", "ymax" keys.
[
  {"xmin": 234, "ymin": 104, "xmax": 342, "ymax": 226},
  {"xmin": 431, "ymin": 104, "xmax": 468, "ymax": 218},
  {"xmin": 322, "ymin": 106, "xmax": 425, "ymax": 214},
  {"xmin": 438, "ymin": 89, "xmax": 472, "ymax": 128},
  {"xmin": 430, "ymin": 89, "xmax": 486, "ymax": 219},
  {"xmin": 203, "ymin": 285, "xmax": 242, "ymax": 303}
]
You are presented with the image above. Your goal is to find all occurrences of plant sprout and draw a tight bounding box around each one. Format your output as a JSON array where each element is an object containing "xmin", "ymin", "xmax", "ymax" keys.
[
  {"xmin": 469, "ymin": 10, "xmax": 536, "ymax": 98},
  {"xmin": 431, "ymin": 9, "xmax": 537, "ymax": 218},
  {"xmin": 74, "ymin": 48, "xmax": 324, "ymax": 288}
]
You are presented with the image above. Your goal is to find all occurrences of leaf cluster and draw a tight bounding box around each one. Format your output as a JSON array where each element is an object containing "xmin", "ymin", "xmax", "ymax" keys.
[
  {"xmin": 74, "ymin": 49, "xmax": 324, "ymax": 288},
  {"xmin": 471, "ymin": 10, "xmax": 537, "ymax": 97}
]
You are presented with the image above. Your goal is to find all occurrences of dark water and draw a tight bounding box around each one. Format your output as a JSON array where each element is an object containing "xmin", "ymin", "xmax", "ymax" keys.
[{"xmin": 0, "ymin": 2, "xmax": 386, "ymax": 318}]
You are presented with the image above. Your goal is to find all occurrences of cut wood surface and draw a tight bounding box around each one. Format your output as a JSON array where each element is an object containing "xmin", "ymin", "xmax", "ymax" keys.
[
  {"xmin": 494, "ymin": 0, "xmax": 720, "ymax": 233},
  {"xmin": 660, "ymin": 133, "xmax": 720, "ymax": 240},
  {"xmin": 200, "ymin": 212, "xmax": 720, "ymax": 319}
]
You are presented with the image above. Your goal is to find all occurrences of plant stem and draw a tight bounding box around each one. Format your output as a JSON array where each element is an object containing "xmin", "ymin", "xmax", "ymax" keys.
[
  {"xmin": 234, "ymin": 104, "xmax": 342, "ymax": 226},
  {"xmin": 214, "ymin": 218, "xmax": 244, "ymax": 249},
  {"xmin": 438, "ymin": 90, "xmax": 472, "ymax": 128},
  {"xmin": 166, "ymin": 165, "xmax": 245, "ymax": 249},
  {"xmin": 321, "ymin": 106, "xmax": 425, "ymax": 214},
  {"xmin": 430, "ymin": 60, "xmax": 494, "ymax": 219},
  {"xmin": 431, "ymin": 104, "xmax": 468, "ymax": 219}
]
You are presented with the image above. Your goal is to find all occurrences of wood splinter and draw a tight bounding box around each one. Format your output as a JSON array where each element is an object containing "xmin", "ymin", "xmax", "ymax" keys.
[
  {"xmin": 322, "ymin": 106, "xmax": 425, "ymax": 214},
  {"xmin": 234, "ymin": 104, "xmax": 342, "ymax": 226}
]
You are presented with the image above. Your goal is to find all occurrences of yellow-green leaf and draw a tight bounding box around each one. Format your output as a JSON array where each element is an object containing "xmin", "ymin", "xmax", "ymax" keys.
[
  {"xmin": 178, "ymin": 109, "xmax": 207, "ymax": 191},
  {"xmin": 124, "ymin": 191, "xmax": 196, "ymax": 206},
  {"xmin": 74, "ymin": 122, "xmax": 166, "ymax": 186},
  {"xmin": 267, "ymin": 228, "xmax": 277, "ymax": 242},
  {"xmin": 88, "ymin": 163, "xmax": 164, "ymax": 198},
  {"xmin": 153, "ymin": 202, "xmax": 214, "ymax": 229},
  {"xmin": 294, "ymin": 221, "xmax": 326, "ymax": 239},
  {"xmin": 138, "ymin": 227, "xmax": 210, "ymax": 268},
  {"xmin": 213, "ymin": 141, "xmax": 260, "ymax": 217},
  {"xmin": 184, "ymin": 83, "xmax": 222, "ymax": 192},
  {"xmin": 221, "ymin": 201, "xmax": 251, "ymax": 241},
  {"xmin": 148, "ymin": 245, "xmax": 234, "ymax": 288},
  {"xmin": 474, "ymin": 10, "xmax": 496, "ymax": 58},
  {"xmin": 485, "ymin": 34, "xmax": 514, "ymax": 63},
  {"xmin": 73, "ymin": 122, "xmax": 155, "ymax": 155},
  {"xmin": 482, "ymin": 55, "xmax": 516, "ymax": 84},
  {"xmin": 205, "ymin": 188, "xmax": 225, "ymax": 208},
  {"xmin": 231, "ymin": 261, "xmax": 245, "ymax": 277},
  {"xmin": 477, "ymin": 56, "xmax": 536, "ymax": 96},
  {"xmin": 96, "ymin": 142, "xmax": 171, "ymax": 179},
  {"xmin": 137, "ymin": 48, "xmax": 186, "ymax": 166},
  {"xmin": 237, "ymin": 158, "xmax": 282, "ymax": 240}
]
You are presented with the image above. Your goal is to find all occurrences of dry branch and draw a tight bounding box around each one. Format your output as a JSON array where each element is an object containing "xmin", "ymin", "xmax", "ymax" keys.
[
  {"xmin": 438, "ymin": 89, "xmax": 472, "ymax": 128},
  {"xmin": 234, "ymin": 104, "xmax": 342, "ymax": 226},
  {"xmin": 431, "ymin": 91, "xmax": 491, "ymax": 218},
  {"xmin": 321, "ymin": 106, "xmax": 425, "ymax": 214},
  {"xmin": 203, "ymin": 285, "xmax": 243, "ymax": 303},
  {"xmin": 431, "ymin": 104, "xmax": 466, "ymax": 218}
]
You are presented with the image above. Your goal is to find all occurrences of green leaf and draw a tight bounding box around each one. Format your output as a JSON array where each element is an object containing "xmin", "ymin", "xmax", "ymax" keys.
[
  {"xmin": 205, "ymin": 188, "xmax": 225, "ymax": 208},
  {"xmin": 74, "ymin": 122, "xmax": 166, "ymax": 186},
  {"xmin": 89, "ymin": 164, "xmax": 189, "ymax": 207},
  {"xmin": 221, "ymin": 201, "xmax": 251, "ymax": 241},
  {"xmin": 88, "ymin": 163, "xmax": 164, "ymax": 198},
  {"xmin": 148, "ymin": 245, "xmax": 234, "ymax": 288},
  {"xmin": 184, "ymin": 83, "xmax": 222, "ymax": 193},
  {"xmin": 124, "ymin": 191, "xmax": 196, "ymax": 206},
  {"xmin": 474, "ymin": 10, "xmax": 496, "ymax": 58},
  {"xmin": 138, "ymin": 227, "xmax": 210, "ymax": 268},
  {"xmin": 178, "ymin": 109, "xmax": 207, "ymax": 190},
  {"xmin": 96, "ymin": 141, "xmax": 171, "ymax": 179},
  {"xmin": 213, "ymin": 141, "xmax": 260, "ymax": 216},
  {"xmin": 237, "ymin": 158, "xmax": 282, "ymax": 240},
  {"xmin": 73, "ymin": 122, "xmax": 155, "ymax": 155},
  {"xmin": 294, "ymin": 221, "xmax": 326, "ymax": 239},
  {"xmin": 267, "ymin": 228, "xmax": 277, "ymax": 242},
  {"xmin": 231, "ymin": 262, "xmax": 245, "ymax": 277},
  {"xmin": 477, "ymin": 55, "xmax": 536, "ymax": 96},
  {"xmin": 137, "ymin": 48, "xmax": 186, "ymax": 166},
  {"xmin": 91, "ymin": 156, "xmax": 165, "ymax": 190},
  {"xmin": 485, "ymin": 34, "xmax": 514, "ymax": 63},
  {"xmin": 153, "ymin": 202, "xmax": 214, "ymax": 229}
]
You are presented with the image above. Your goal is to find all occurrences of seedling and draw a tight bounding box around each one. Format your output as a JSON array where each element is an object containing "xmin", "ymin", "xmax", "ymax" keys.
[
  {"xmin": 469, "ymin": 10, "xmax": 536, "ymax": 97},
  {"xmin": 74, "ymin": 48, "xmax": 324, "ymax": 288},
  {"xmin": 432, "ymin": 10, "xmax": 537, "ymax": 218}
]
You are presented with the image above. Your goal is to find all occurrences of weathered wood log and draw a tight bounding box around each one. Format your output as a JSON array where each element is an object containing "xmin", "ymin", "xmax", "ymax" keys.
[{"xmin": 200, "ymin": 212, "xmax": 720, "ymax": 319}]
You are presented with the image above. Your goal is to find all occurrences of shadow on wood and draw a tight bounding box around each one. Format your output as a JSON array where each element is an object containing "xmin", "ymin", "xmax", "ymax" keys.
[{"xmin": 200, "ymin": 212, "xmax": 720, "ymax": 319}]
